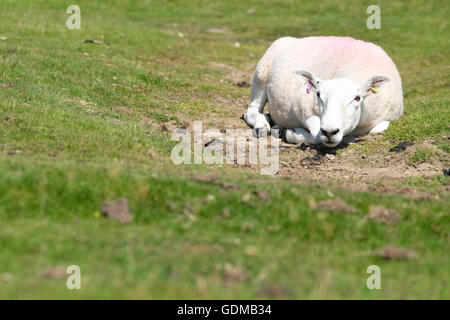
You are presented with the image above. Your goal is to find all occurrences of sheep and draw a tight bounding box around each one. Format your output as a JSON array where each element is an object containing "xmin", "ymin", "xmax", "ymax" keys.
[{"xmin": 244, "ymin": 36, "xmax": 403, "ymax": 147}]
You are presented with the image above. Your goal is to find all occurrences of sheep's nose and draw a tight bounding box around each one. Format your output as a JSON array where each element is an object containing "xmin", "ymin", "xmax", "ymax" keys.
[{"xmin": 321, "ymin": 128, "xmax": 340, "ymax": 139}]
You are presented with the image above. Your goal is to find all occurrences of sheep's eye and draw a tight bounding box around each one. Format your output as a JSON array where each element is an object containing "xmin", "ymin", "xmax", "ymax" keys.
[
  {"xmin": 317, "ymin": 92, "xmax": 321, "ymax": 98},
  {"xmin": 354, "ymin": 96, "xmax": 361, "ymax": 102}
]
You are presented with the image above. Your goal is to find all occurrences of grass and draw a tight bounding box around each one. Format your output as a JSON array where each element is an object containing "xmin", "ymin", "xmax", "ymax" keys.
[
  {"xmin": 409, "ymin": 147, "xmax": 437, "ymax": 164},
  {"xmin": 0, "ymin": 0, "xmax": 449, "ymax": 299}
]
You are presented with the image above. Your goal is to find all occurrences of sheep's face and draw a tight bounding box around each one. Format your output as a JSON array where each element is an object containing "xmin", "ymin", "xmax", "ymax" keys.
[
  {"xmin": 315, "ymin": 78, "xmax": 362, "ymax": 147},
  {"xmin": 293, "ymin": 70, "xmax": 390, "ymax": 147}
]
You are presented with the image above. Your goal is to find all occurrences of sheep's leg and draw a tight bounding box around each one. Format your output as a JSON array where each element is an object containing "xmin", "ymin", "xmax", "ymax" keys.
[
  {"xmin": 244, "ymin": 38, "xmax": 297, "ymax": 137},
  {"xmin": 285, "ymin": 128, "xmax": 311, "ymax": 144},
  {"xmin": 284, "ymin": 116, "xmax": 321, "ymax": 144},
  {"xmin": 244, "ymin": 73, "xmax": 270, "ymax": 137},
  {"xmin": 369, "ymin": 121, "xmax": 390, "ymax": 134},
  {"xmin": 305, "ymin": 116, "xmax": 322, "ymax": 143}
]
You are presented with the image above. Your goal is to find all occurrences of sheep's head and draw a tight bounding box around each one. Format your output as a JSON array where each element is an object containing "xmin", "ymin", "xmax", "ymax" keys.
[{"xmin": 293, "ymin": 70, "xmax": 390, "ymax": 147}]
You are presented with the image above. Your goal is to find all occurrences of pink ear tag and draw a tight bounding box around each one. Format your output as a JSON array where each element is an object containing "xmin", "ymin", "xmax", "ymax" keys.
[{"xmin": 306, "ymin": 82, "xmax": 312, "ymax": 94}]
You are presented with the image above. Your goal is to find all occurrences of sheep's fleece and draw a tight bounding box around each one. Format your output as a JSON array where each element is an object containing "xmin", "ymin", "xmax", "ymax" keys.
[{"xmin": 244, "ymin": 36, "xmax": 403, "ymax": 146}]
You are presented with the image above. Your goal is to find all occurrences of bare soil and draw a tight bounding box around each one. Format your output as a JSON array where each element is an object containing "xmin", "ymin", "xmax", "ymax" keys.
[{"xmin": 162, "ymin": 63, "xmax": 448, "ymax": 200}]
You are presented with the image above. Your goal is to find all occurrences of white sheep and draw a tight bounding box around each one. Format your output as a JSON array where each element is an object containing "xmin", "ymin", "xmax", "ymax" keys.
[{"xmin": 244, "ymin": 36, "xmax": 403, "ymax": 147}]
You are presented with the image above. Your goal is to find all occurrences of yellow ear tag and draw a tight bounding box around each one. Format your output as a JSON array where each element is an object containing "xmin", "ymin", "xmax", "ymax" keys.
[{"xmin": 370, "ymin": 87, "xmax": 379, "ymax": 93}]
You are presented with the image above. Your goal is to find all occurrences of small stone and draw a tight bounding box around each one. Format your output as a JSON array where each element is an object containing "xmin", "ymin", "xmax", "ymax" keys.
[
  {"xmin": 84, "ymin": 39, "xmax": 103, "ymax": 44},
  {"xmin": 204, "ymin": 138, "xmax": 223, "ymax": 148},
  {"xmin": 378, "ymin": 246, "xmax": 416, "ymax": 260},
  {"xmin": 301, "ymin": 154, "xmax": 323, "ymax": 164},
  {"xmin": 236, "ymin": 81, "xmax": 250, "ymax": 88},
  {"xmin": 389, "ymin": 141, "xmax": 413, "ymax": 152},
  {"xmin": 7, "ymin": 150, "xmax": 16, "ymax": 155}
]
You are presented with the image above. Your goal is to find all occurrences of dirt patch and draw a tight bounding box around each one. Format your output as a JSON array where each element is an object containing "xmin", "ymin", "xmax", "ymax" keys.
[
  {"xmin": 256, "ymin": 284, "xmax": 294, "ymax": 299},
  {"xmin": 223, "ymin": 263, "xmax": 250, "ymax": 285},
  {"xmin": 221, "ymin": 132, "xmax": 448, "ymax": 200},
  {"xmin": 367, "ymin": 185, "xmax": 438, "ymax": 200},
  {"xmin": 101, "ymin": 198, "xmax": 133, "ymax": 224},
  {"xmin": 314, "ymin": 199, "xmax": 357, "ymax": 214},
  {"xmin": 277, "ymin": 138, "xmax": 445, "ymax": 182},
  {"xmin": 300, "ymin": 153, "xmax": 325, "ymax": 165},
  {"xmin": 253, "ymin": 190, "xmax": 270, "ymax": 202},
  {"xmin": 378, "ymin": 246, "xmax": 416, "ymax": 260},
  {"xmin": 192, "ymin": 174, "xmax": 239, "ymax": 190},
  {"xmin": 367, "ymin": 206, "xmax": 401, "ymax": 224},
  {"xmin": 0, "ymin": 273, "xmax": 14, "ymax": 282},
  {"xmin": 209, "ymin": 61, "xmax": 252, "ymax": 87},
  {"xmin": 165, "ymin": 93, "xmax": 249, "ymax": 132},
  {"xmin": 41, "ymin": 266, "xmax": 67, "ymax": 279}
]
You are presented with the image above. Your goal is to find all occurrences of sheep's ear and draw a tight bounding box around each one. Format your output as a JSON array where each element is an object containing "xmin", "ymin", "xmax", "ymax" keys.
[
  {"xmin": 292, "ymin": 70, "xmax": 321, "ymax": 90},
  {"xmin": 362, "ymin": 75, "xmax": 390, "ymax": 97}
]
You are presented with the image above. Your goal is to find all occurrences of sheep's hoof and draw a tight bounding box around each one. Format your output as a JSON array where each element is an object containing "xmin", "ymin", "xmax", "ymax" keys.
[{"xmin": 284, "ymin": 128, "xmax": 308, "ymax": 144}]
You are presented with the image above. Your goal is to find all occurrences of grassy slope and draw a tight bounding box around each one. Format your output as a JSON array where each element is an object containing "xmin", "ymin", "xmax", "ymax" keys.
[{"xmin": 0, "ymin": 0, "xmax": 448, "ymax": 298}]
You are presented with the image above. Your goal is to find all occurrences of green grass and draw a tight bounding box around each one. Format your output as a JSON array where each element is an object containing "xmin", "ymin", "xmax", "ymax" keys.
[
  {"xmin": 409, "ymin": 147, "xmax": 438, "ymax": 164},
  {"xmin": 0, "ymin": 0, "xmax": 449, "ymax": 299}
]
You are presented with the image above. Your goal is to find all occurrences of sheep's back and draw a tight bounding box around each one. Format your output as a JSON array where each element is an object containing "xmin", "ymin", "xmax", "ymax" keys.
[{"xmin": 268, "ymin": 36, "xmax": 403, "ymax": 128}]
